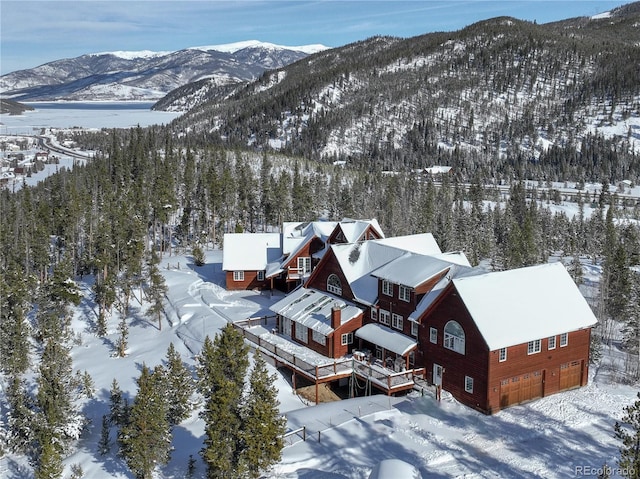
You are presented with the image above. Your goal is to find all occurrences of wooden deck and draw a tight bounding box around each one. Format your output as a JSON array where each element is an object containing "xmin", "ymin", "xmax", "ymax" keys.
[{"xmin": 233, "ymin": 319, "xmax": 426, "ymax": 401}]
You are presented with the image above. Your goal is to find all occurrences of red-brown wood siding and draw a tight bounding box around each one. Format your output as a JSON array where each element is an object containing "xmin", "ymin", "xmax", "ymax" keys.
[
  {"xmin": 419, "ymin": 284, "xmax": 592, "ymax": 414},
  {"xmin": 304, "ymin": 249, "xmax": 356, "ymax": 301},
  {"xmin": 225, "ymin": 271, "xmax": 270, "ymax": 291},
  {"xmin": 420, "ymin": 288, "xmax": 491, "ymax": 413},
  {"xmin": 282, "ymin": 313, "xmax": 363, "ymax": 359}
]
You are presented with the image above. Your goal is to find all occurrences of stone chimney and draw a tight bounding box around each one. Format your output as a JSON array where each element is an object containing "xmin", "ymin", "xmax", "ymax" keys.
[{"xmin": 331, "ymin": 304, "xmax": 342, "ymax": 330}]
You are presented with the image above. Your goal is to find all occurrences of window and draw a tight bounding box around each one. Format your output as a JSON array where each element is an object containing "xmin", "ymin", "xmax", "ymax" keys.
[
  {"xmin": 295, "ymin": 324, "xmax": 308, "ymax": 343},
  {"xmin": 257, "ymin": 270, "xmax": 265, "ymax": 281},
  {"xmin": 399, "ymin": 285, "xmax": 411, "ymax": 302},
  {"xmin": 560, "ymin": 333, "xmax": 568, "ymax": 347},
  {"xmin": 411, "ymin": 321, "xmax": 419, "ymax": 337},
  {"xmin": 499, "ymin": 348, "xmax": 507, "ymax": 362},
  {"xmin": 548, "ymin": 336, "xmax": 556, "ymax": 350},
  {"xmin": 370, "ymin": 308, "xmax": 378, "ymax": 322},
  {"xmin": 465, "ymin": 376, "xmax": 474, "ymax": 393},
  {"xmin": 382, "ymin": 280, "xmax": 393, "ymax": 296},
  {"xmin": 391, "ymin": 313, "xmax": 403, "ymax": 331},
  {"xmin": 444, "ymin": 320, "xmax": 465, "ymax": 354},
  {"xmin": 297, "ymin": 256, "xmax": 311, "ymax": 275},
  {"xmin": 327, "ymin": 274, "xmax": 342, "ymax": 295},
  {"xmin": 312, "ymin": 329, "xmax": 326, "ymax": 346},
  {"xmin": 341, "ymin": 332, "xmax": 354, "ymax": 346},
  {"xmin": 430, "ymin": 327, "xmax": 438, "ymax": 344},
  {"xmin": 233, "ymin": 271, "xmax": 244, "ymax": 282},
  {"xmin": 528, "ymin": 339, "xmax": 541, "ymax": 355},
  {"xmin": 379, "ymin": 309, "xmax": 390, "ymax": 326}
]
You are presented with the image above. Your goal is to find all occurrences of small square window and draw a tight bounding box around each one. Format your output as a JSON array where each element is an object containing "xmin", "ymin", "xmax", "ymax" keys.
[
  {"xmin": 370, "ymin": 309, "xmax": 378, "ymax": 322},
  {"xmin": 257, "ymin": 270, "xmax": 265, "ymax": 281},
  {"xmin": 528, "ymin": 340, "xmax": 541, "ymax": 355},
  {"xmin": 499, "ymin": 348, "xmax": 507, "ymax": 362},
  {"xmin": 465, "ymin": 376, "xmax": 474, "ymax": 393},
  {"xmin": 233, "ymin": 271, "xmax": 244, "ymax": 281},
  {"xmin": 560, "ymin": 333, "xmax": 568, "ymax": 347},
  {"xmin": 341, "ymin": 332, "xmax": 354, "ymax": 346},
  {"xmin": 430, "ymin": 327, "xmax": 437, "ymax": 344},
  {"xmin": 548, "ymin": 336, "xmax": 556, "ymax": 350}
]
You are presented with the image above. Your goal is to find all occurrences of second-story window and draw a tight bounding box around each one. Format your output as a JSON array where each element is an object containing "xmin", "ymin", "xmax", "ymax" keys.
[
  {"xmin": 391, "ymin": 313, "xmax": 403, "ymax": 331},
  {"xmin": 382, "ymin": 280, "xmax": 393, "ymax": 296},
  {"xmin": 399, "ymin": 285, "xmax": 411, "ymax": 302},
  {"xmin": 297, "ymin": 256, "xmax": 311, "ymax": 274}
]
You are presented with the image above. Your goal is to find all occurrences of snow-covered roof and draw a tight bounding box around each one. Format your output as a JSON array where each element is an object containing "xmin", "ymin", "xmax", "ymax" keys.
[
  {"xmin": 372, "ymin": 233, "xmax": 441, "ymax": 255},
  {"xmin": 371, "ymin": 252, "xmax": 454, "ymax": 288},
  {"xmin": 338, "ymin": 218, "xmax": 385, "ymax": 242},
  {"xmin": 332, "ymin": 241, "xmax": 409, "ymax": 305},
  {"xmin": 222, "ymin": 233, "xmax": 281, "ymax": 271},
  {"xmin": 355, "ymin": 323, "xmax": 417, "ymax": 356},
  {"xmin": 424, "ymin": 165, "xmax": 453, "ymax": 175},
  {"xmin": 368, "ymin": 459, "xmax": 421, "ymax": 479},
  {"xmin": 269, "ymin": 287, "xmax": 363, "ymax": 336},
  {"xmin": 453, "ymin": 262, "xmax": 598, "ymax": 350}
]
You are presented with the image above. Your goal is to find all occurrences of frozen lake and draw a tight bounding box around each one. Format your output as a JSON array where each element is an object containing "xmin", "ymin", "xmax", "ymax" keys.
[{"xmin": 0, "ymin": 101, "xmax": 183, "ymax": 133}]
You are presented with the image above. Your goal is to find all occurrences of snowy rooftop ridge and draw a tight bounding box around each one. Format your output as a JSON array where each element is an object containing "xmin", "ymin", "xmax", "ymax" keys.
[{"xmin": 453, "ymin": 262, "xmax": 598, "ymax": 350}]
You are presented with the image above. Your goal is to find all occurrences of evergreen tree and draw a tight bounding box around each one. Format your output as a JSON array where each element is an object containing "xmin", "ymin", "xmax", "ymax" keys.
[
  {"xmin": 116, "ymin": 315, "xmax": 128, "ymax": 357},
  {"xmin": 615, "ymin": 392, "xmax": 640, "ymax": 479},
  {"xmin": 163, "ymin": 343, "xmax": 195, "ymax": 426},
  {"xmin": 197, "ymin": 326, "xmax": 249, "ymax": 478},
  {"xmin": 34, "ymin": 439, "xmax": 64, "ymax": 479},
  {"xmin": 5, "ymin": 374, "xmax": 35, "ymax": 455},
  {"xmin": 240, "ymin": 352, "xmax": 286, "ymax": 478},
  {"xmin": 98, "ymin": 414, "xmax": 111, "ymax": 455},
  {"xmin": 119, "ymin": 364, "xmax": 171, "ymax": 479},
  {"xmin": 109, "ymin": 379, "xmax": 126, "ymax": 426},
  {"xmin": 145, "ymin": 250, "xmax": 167, "ymax": 330}
]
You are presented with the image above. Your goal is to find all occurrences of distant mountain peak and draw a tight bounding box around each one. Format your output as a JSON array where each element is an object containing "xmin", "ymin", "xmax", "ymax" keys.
[
  {"xmin": 88, "ymin": 50, "xmax": 172, "ymax": 60},
  {"xmin": 189, "ymin": 40, "xmax": 330, "ymax": 55}
]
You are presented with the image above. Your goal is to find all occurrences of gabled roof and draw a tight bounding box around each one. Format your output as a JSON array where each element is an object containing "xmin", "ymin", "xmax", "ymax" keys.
[
  {"xmin": 334, "ymin": 218, "xmax": 385, "ymax": 243},
  {"xmin": 371, "ymin": 233, "xmax": 441, "ymax": 255},
  {"xmin": 371, "ymin": 252, "xmax": 456, "ymax": 289},
  {"xmin": 269, "ymin": 287, "xmax": 363, "ymax": 336},
  {"xmin": 222, "ymin": 233, "xmax": 281, "ymax": 271},
  {"xmin": 452, "ymin": 262, "xmax": 598, "ymax": 350},
  {"xmin": 331, "ymin": 241, "xmax": 410, "ymax": 305},
  {"xmin": 282, "ymin": 221, "xmax": 337, "ymax": 255}
]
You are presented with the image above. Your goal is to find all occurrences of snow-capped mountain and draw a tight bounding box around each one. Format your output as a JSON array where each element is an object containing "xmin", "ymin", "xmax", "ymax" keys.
[
  {"xmin": 170, "ymin": 3, "xmax": 640, "ymax": 169},
  {"xmin": 0, "ymin": 41, "xmax": 329, "ymax": 102}
]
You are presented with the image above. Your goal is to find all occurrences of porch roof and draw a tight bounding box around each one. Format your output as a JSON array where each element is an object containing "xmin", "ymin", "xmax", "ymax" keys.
[{"xmin": 355, "ymin": 323, "xmax": 417, "ymax": 356}]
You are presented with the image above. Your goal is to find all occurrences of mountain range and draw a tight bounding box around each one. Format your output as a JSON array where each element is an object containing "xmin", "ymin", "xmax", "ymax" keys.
[
  {"xmin": 0, "ymin": 41, "xmax": 328, "ymax": 102},
  {"xmin": 166, "ymin": 2, "xmax": 640, "ymax": 174}
]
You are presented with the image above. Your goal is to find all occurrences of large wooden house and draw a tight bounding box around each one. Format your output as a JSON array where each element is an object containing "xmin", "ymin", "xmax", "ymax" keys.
[{"xmin": 267, "ymin": 231, "xmax": 597, "ymax": 413}]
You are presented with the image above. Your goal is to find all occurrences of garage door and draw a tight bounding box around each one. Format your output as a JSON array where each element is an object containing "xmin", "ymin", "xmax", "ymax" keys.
[
  {"xmin": 500, "ymin": 371, "xmax": 544, "ymax": 408},
  {"xmin": 559, "ymin": 360, "xmax": 582, "ymax": 390}
]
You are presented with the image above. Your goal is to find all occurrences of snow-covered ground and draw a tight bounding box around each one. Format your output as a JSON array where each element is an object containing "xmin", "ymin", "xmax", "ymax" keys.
[{"xmin": 1, "ymin": 249, "xmax": 637, "ymax": 479}]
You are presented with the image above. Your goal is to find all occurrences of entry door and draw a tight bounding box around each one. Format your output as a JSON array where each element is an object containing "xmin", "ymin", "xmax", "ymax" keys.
[{"xmin": 433, "ymin": 363, "xmax": 443, "ymax": 386}]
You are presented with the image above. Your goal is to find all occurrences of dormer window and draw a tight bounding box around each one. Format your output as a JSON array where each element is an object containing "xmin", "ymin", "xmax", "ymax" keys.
[
  {"xmin": 399, "ymin": 285, "xmax": 411, "ymax": 302},
  {"xmin": 382, "ymin": 280, "xmax": 393, "ymax": 296}
]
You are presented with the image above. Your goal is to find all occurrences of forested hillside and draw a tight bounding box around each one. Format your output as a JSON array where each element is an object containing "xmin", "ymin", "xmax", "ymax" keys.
[{"xmin": 169, "ymin": 4, "xmax": 640, "ymax": 181}]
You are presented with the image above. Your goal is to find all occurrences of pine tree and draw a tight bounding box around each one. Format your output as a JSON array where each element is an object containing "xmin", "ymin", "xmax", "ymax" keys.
[
  {"xmin": 109, "ymin": 379, "xmax": 126, "ymax": 426},
  {"xmin": 98, "ymin": 414, "xmax": 111, "ymax": 455},
  {"xmin": 119, "ymin": 364, "xmax": 171, "ymax": 479},
  {"xmin": 197, "ymin": 326, "xmax": 249, "ymax": 478},
  {"xmin": 116, "ymin": 315, "xmax": 128, "ymax": 357},
  {"xmin": 5, "ymin": 374, "xmax": 35, "ymax": 455},
  {"xmin": 163, "ymin": 343, "xmax": 195, "ymax": 426},
  {"xmin": 240, "ymin": 352, "xmax": 286, "ymax": 478},
  {"xmin": 34, "ymin": 438, "xmax": 64, "ymax": 479},
  {"xmin": 145, "ymin": 250, "xmax": 167, "ymax": 330},
  {"xmin": 614, "ymin": 392, "xmax": 640, "ymax": 479}
]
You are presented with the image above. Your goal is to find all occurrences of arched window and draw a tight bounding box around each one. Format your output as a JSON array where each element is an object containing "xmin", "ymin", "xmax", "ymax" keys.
[
  {"xmin": 444, "ymin": 320, "xmax": 465, "ymax": 354},
  {"xmin": 327, "ymin": 274, "xmax": 342, "ymax": 295}
]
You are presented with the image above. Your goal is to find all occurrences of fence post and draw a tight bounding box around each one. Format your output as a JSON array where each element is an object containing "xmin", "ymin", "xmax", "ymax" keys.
[
  {"xmin": 303, "ymin": 426, "xmax": 306, "ymax": 442},
  {"xmin": 318, "ymin": 431, "xmax": 321, "ymax": 443}
]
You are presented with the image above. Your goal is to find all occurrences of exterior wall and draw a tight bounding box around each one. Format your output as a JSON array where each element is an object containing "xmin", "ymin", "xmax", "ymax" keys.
[
  {"xmin": 278, "ymin": 313, "xmax": 363, "ymax": 359},
  {"xmin": 225, "ymin": 270, "xmax": 270, "ymax": 291},
  {"xmin": 305, "ymin": 249, "xmax": 356, "ymax": 301},
  {"xmin": 486, "ymin": 328, "xmax": 591, "ymax": 413},
  {"xmin": 420, "ymin": 287, "xmax": 491, "ymax": 413},
  {"xmin": 420, "ymin": 284, "xmax": 593, "ymax": 414}
]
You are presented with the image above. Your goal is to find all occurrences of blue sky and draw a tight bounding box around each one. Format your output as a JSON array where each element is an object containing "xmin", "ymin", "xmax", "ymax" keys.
[{"xmin": 0, "ymin": 0, "xmax": 627, "ymax": 75}]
